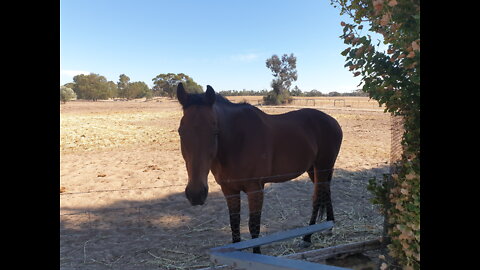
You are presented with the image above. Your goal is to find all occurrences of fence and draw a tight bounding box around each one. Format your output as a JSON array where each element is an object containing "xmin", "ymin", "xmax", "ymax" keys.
[
  {"xmin": 390, "ymin": 115, "xmax": 405, "ymax": 174},
  {"xmin": 209, "ymin": 221, "xmax": 351, "ymax": 270},
  {"xmin": 289, "ymin": 98, "xmax": 383, "ymax": 109},
  {"xmin": 376, "ymin": 114, "xmax": 405, "ymax": 267},
  {"xmin": 60, "ymin": 160, "xmax": 389, "ymax": 269}
]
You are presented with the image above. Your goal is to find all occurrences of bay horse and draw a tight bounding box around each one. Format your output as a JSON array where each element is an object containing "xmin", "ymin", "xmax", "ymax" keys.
[{"xmin": 176, "ymin": 83, "xmax": 342, "ymax": 253}]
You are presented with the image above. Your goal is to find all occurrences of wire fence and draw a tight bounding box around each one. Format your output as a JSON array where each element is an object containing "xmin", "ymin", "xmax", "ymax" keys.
[
  {"xmin": 289, "ymin": 98, "xmax": 384, "ymax": 109},
  {"xmin": 60, "ymin": 184, "xmax": 186, "ymax": 196},
  {"xmin": 61, "ymin": 169, "xmax": 389, "ymax": 269},
  {"xmin": 60, "ymin": 163, "xmax": 387, "ymax": 217},
  {"xmin": 60, "ymin": 112, "xmax": 399, "ymax": 270},
  {"xmin": 390, "ymin": 114, "xmax": 405, "ymax": 174}
]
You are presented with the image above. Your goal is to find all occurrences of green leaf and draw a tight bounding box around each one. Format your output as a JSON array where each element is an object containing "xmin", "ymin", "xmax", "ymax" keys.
[{"xmin": 341, "ymin": 47, "xmax": 351, "ymax": 56}]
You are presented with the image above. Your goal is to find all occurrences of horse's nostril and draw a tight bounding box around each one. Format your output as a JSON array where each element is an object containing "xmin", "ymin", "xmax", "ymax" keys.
[
  {"xmin": 189, "ymin": 197, "xmax": 205, "ymax": 206},
  {"xmin": 185, "ymin": 186, "xmax": 208, "ymax": 206}
]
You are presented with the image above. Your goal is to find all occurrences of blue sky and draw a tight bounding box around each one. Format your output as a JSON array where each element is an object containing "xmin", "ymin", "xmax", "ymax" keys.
[{"xmin": 60, "ymin": 0, "xmax": 381, "ymax": 93}]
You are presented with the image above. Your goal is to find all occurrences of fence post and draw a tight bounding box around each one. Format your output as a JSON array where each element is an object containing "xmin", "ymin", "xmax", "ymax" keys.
[{"xmin": 381, "ymin": 114, "xmax": 405, "ymax": 267}]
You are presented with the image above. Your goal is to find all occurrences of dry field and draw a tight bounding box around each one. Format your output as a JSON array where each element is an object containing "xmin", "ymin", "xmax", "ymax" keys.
[
  {"xmin": 60, "ymin": 96, "xmax": 391, "ymax": 270},
  {"xmin": 225, "ymin": 95, "xmax": 386, "ymax": 110}
]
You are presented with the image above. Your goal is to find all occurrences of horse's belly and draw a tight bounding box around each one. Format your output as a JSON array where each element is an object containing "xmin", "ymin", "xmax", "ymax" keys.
[
  {"xmin": 213, "ymin": 126, "xmax": 317, "ymax": 186},
  {"xmin": 271, "ymin": 140, "xmax": 316, "ymax": 171},
  {"xmin": 261, "ymin": 171, "xmax": 304, "ymax": 184}
]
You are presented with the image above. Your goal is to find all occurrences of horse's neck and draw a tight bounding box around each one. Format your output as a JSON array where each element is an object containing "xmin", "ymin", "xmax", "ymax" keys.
[
  {"xmin": 214, "ymin": 103, "xmax": 262, "ymax": 133},
  {"xmin": 214, "ymin": 104, "xmax": 234, "ymax": 133}
]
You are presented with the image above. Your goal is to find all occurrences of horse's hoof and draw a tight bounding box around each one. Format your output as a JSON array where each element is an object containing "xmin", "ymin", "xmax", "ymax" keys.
[{"xmin": 299, "ymin": 240, "xmax": 312, "ymax": 248}]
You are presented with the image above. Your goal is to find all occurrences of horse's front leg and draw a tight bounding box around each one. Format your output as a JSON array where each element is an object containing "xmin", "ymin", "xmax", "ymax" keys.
[
  {"xmin": 247, "ymin": 187, "xmax": 264, "ymax": 254},
  {"xmin": 222, "ymin": 186, "xmax": 241, "ymax": 243}
]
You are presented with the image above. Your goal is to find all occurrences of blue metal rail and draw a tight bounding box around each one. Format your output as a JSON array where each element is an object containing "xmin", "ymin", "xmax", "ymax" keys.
[{"xmin": 209, "ymin": 221, "xmax": 352, "ymax": 270}]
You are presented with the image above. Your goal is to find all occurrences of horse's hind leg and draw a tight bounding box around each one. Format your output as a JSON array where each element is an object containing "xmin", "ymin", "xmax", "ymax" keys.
[
  {"xmin": 325, "ymin": 174, "xmax": 334, "ymax": 222},
  {"xmin": 301, "ymin": 169, "xmax": 322, "ymax": 246},
  {"xmin": 302, "ymin": 167, "xmax": 334, "ymax": 246},
  {"xmin": 247, "ymin": 184, "xmax": 264, "ymax": 254},
  {"xmin": 318, "ymin": 169, "xmax": 334, "ymax": 222}
]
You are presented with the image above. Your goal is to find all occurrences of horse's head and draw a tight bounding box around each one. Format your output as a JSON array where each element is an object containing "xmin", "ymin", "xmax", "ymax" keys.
[{"xmin": 177, "ymin": 83, "xmax": 218, "ymax": 206}]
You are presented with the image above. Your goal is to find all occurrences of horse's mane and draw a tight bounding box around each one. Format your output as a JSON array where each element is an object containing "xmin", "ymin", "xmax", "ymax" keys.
[
  {"xmin": 215, "ymin": 94, "xmax": 249, "ymax": 106},
  {"xmin": 181, "ymin": 92, "xmax": 253, "ymax": 109}
]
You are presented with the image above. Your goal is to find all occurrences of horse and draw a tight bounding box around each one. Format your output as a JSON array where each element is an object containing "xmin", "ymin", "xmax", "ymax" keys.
[{"xmin": 176, "ymin": 83, "xmax": 343, "ymax": 253}]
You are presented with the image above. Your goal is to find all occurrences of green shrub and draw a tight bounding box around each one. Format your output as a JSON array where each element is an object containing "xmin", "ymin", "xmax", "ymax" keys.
[
  {"xmin": 262, "ymin": 91, "xmax": 293, "ymax": 105},
  {"xmin": 60, "ymin": 85, "xmax": 76, "ymax": 103}
]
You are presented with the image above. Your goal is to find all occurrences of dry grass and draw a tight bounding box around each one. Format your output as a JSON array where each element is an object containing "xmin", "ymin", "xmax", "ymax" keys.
[
  {"xmin": 60, "ymin": 110, "xmax": 182, "ymax": 152},
  {"xmin": 225, "ymin": 95, "xmax": 385, "ymax": 110},
  {"xmin": 60, "ymin": 98, "xmax": 390, "ymax": 269}
]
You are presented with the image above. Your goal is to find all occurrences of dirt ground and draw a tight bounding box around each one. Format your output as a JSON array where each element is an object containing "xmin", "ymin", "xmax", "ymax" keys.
[{"xmin": 60, "ymin": 97, "xmax": 391, "ymax": 269}]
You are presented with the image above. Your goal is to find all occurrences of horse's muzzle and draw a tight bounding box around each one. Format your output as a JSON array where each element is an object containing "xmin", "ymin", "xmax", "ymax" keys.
[{"xmin": 185, "ymin": 185, "xmax": 208, "ymax": 206}]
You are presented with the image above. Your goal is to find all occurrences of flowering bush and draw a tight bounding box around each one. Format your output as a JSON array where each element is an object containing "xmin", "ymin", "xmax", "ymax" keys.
[{"xmin": 332, "ymin": 0, "xmax": 420, "ymax": 268}]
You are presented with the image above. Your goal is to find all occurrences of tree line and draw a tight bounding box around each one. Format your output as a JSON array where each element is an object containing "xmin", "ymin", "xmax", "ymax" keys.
[
  {"xmin": 217, "ymin": 88, "xmax": 367, "ymax": 97},
  {"xmin": 60, "ymin": 70, "xmax": 367, "ymax": 103},
  {"xmin": 60, "ymin": 72, "xmax": 203, "ymax": 102},
  {"xmin": 60, "ymin": 54, "xmax": 296, "ymax": 103},
  {"xmin": 60, "ymin": 66, "xmax": 366, "ymax": 103}
]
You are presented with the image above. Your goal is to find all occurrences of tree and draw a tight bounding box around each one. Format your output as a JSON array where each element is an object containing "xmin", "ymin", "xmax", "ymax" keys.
[
  {"xmin": 72, "ymin": 73, "xmax": 117, "ymax": 101},
  {"xmin": 152, "ymin": 73, "xmax": 203, "ymax": 98},
  {"xmin": 331, "ymin": 0, "xmax": 420, "ymax": 268},
  {"xmin": 117, "ymin": 74, "xmax": 130, "ymax": 99},
  {"xmin": 264, "ymin": 53, "xmax": 297, "ymax": 105},
  {"xmin": 125, "ymin": 81, "xmax": 151, "ymax": 100},
  {"xmin": 305, "ymin": 89, "xmax": 324, "ymax": 97},
  {"xmin": 291, "ymin": 86, "xmax": 303, "ymax": 96},
  {"xmin": 60, "ymin": 85, "xmax": 76, "ymax": 103},
  {"xmin": 106, "ymin": 81, "xmax": 118, "ymax": 99},
  {"xmin": 63, "ymin": 82, "xmax": 75, "ymax": 90},
  {"xmin": 328, "ymin": 91, "xmax": 341, "ymax": 97}
]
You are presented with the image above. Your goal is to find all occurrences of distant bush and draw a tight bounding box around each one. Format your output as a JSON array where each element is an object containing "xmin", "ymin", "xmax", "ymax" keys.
[
  {"xmin": 262, "ymin": 90, "xmax": 293, "ymax": 105},
  {"xmin": 60, "ymin": 85, "xmax": 76, "ymax": 103}
]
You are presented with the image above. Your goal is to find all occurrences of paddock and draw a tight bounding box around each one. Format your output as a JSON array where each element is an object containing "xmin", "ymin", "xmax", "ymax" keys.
[{"xmin": 60, "ymin": 97, "xmax": 393, "ymax": 269}]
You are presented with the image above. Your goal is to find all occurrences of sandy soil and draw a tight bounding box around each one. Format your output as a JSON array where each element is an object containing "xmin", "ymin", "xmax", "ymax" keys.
[{"xmin": 60, "ymin": 97, "xmax": 391, "ymax": 269}]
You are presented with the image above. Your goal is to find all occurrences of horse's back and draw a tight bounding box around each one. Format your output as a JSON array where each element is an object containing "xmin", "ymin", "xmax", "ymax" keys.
[
  {"xmin": 213, "ymin": 106, "xmax": 342, "ymax": 186},
  {"xmin": 267, "ymin": 108, "xmax": 342, "ymax": 167},
  {"xmin": 297, "ymin": 109, "xmax": 342, "ymax": 168},
  {"xmin": 268, "ymin": 108, "xmax": 342, "ymax": 145}
]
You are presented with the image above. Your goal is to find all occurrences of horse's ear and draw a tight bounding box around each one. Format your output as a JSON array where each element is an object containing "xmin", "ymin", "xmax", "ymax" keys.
[
  {"xmin": 177, "ymin": 83, "xmax": 188, "ymax": 106},
  {"xmin": 205, "ymin": 85, "xmax": 216, "ymax": 106}
]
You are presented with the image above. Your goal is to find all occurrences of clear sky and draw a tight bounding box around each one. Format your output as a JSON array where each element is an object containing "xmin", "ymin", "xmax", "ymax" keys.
[{"xmin": 60, "ymin": 0, "xmax": 380, "ymax": 93}]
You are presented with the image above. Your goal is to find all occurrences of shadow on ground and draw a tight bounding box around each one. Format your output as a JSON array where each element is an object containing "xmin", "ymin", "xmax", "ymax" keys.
[{"xmin": 60, "ymin": 165, "xmax": 389, "ymax": 270}]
